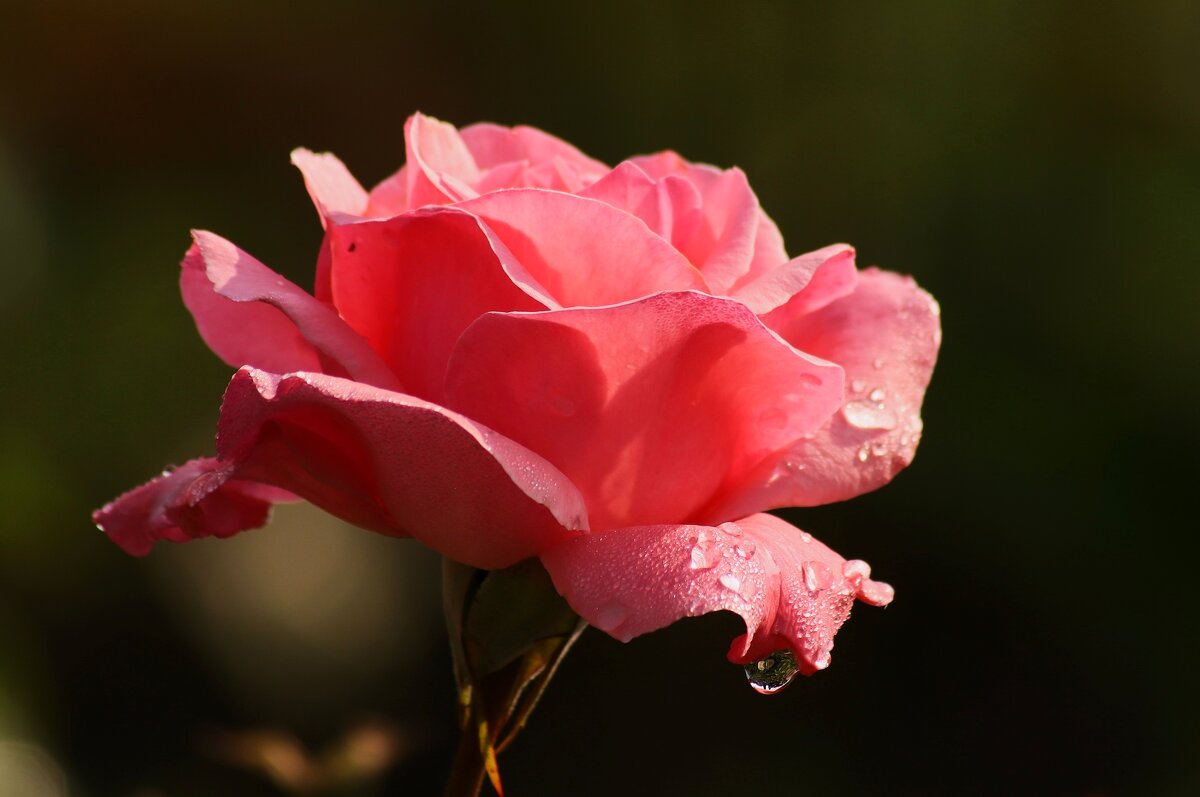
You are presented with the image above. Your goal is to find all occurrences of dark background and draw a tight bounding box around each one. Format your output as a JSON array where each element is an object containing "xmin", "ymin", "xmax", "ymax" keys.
[{"xmin": 2, "ymin": 1, "xmax": 1198, "ymax": 795}]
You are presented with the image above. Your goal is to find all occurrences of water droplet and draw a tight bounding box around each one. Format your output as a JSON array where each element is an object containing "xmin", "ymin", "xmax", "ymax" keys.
[
  {"xmin": 718, "ymin": 521, "xmax": 743, "ymax": 537},
  {"xmin": 719, "ymin": 574, "xmax": 743, "ymax": 596},
  {"xmin": 871, "ymin": 440, "xmax": 890, "ymax": 457},
  {"xmin": 843, "ymin": 401, "xmax": 897, "ymax": 431},
  {"xmin": 799, "ymin": 531, "xmax": 813, "ymax": 543},
  {"xmin": 594, "ymin": 602, "xmax": 627, "ymax": 631},
  {"xmin": 872, "ymin": 357, "xmax": 885, "ymax": 369},
  {"xmin": 690, "ymin": 544, "xmax": 717, "ymax": 570},
  {"xmin": 743, "ymin": 648, "xmax": 800, "ymax": 694},
  {"xmin": 856, "ymin": 445, "xmax": 870, "ymax": 462},
  {"xmin": 843, "ymin": 559, "xmax": 872, "ymax": 580},
  {"xmin": 734, "ymin": 541, "xmax": 756, "ymax": 559},
  {"xmin": 850, "ymin": 378, "xmax": 867, "ymax": 394},
  {"xmin": 868, "ymin": 388, "xmax": 886, "ymax": 402},
  {"xmin": 798, "ymin": 373, "xmax": 823, "ymax": 387},
  {"xmin": 803, "ymin": 561, "xmax": 833, "ymax": 592}
]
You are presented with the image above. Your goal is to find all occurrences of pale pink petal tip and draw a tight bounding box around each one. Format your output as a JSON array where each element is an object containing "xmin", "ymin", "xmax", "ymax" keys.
[{"xmin": 541, "ymin": 512, "xmax": 891, "ymax": 678}]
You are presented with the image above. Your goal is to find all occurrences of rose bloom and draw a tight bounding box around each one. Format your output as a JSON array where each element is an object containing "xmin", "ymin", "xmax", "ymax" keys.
[{"xmin": 95, "ymin": 113, "xmax": 940, "ymax": 676}]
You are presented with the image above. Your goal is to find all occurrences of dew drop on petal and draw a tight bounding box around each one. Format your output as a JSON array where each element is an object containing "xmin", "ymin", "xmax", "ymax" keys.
[
  {"xmin": 744, "ymin": 649, "xmax": 800, "ymax": 694},
  {"xmin": 873, "ymin": 357, "xmax": 885, "ymax": 369},
  {"xmin": 842, "ymin": 559, "xmax": 872, "ymax": 580},
  {"xmin": 868, "ymin": 388, "xmax": 886, "ymax": 402},
  {"xmin": 718, "ymin": 521, "xmax": 743, "ymax": 537},
  {"xmin": 843, "ymin": 401, "xmax": 898, "ymax": 431},
  {"xmin": 594, "ymin": 602, "xmax": 627, "ymax": 632},
  {"xmin": 690, "ymin": 545, "xmax": 717, "ymax": 570},
  {"xmin": 798, "ymin": 373, "xmax": 823, "ymax": 387},
  {"xmin": 719, "ymin": 573, "xmax": 742, "ymax": 594},
  {"xmin": 799, "ymin": 531, "xmax": 813, "ymax": 544},
  {"xmin": 850, "ymin": 378, "xmax": 867, "ymax": 394}
]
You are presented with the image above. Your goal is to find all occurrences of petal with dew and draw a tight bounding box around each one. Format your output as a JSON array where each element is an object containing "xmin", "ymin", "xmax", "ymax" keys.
[
  {"xmin": 217, "ymin": 368, "xmax": 589, "ymax": 569},
  {"xmin": 541, "ymin": 512, "xmax": 892, "ymax": 675},
  {"xmin": 718, "ymin": 268, "xmax": 941, "ymax": 517},
  {"xmin": 444, "ymin": 292, "xmax": 843, "ymax": 532},
  {"xmin": 93, "ymin": 457, "xmax": 297, "ymax": 556}
]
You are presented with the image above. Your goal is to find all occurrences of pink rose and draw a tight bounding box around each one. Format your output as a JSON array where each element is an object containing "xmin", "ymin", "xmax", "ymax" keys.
[{"xmin": 95, "ymin": 113, "xmax": 940, "ymax": 677}]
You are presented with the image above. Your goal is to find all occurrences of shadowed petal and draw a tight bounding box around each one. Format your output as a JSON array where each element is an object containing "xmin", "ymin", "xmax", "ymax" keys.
[
  {"xmin": 541, "ymin": 512, "xmax": 892, "ymax": 675},
  {"xmin": 217, "ymin": 368, "xmax": 589, "ymax": 569},
  {"xmin": 444, "ymin": 292, "xmax": 843, "ymax": 532},
  {"xmin": 180, "ymin": 231, "xmax": 401, "ymax": 390}
]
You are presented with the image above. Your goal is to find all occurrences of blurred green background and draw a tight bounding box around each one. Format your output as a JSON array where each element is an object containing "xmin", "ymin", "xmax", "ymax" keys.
[{"xmin": 2, "ymin": 1, "xmax": 1198, "ymax": 795}]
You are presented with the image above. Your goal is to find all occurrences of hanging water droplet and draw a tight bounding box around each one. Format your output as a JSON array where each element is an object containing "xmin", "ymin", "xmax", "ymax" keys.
[
  {"xmin": 843, "ymin": 401, "xmax": 898, "ymax": 431},
  {"xmin": 594, "ymin": 602, "xmax": 627, "ymax": 632},
  {"xmin": 743, "ymin": 648, "xmax": 800, "ymax": 694}
]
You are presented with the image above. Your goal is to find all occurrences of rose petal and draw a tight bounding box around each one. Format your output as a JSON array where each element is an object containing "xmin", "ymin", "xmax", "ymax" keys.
[
  {"xmin": 365, "ymin": 164, "xmax": 411, "ymax": 217},
  {"xmin": 180, "ymin": 231, "xmax": 401, "ymax": 390},
  {"xmin": 217, "ymin": 368, "xmax": 589, "ymax": 569},
  {"xmin": 579, "ymin": 160, "xmax": 672, "ymax": 240},
  {"xmin": 404, "ymin": 112, "xmax": 480, "ymax": 207},
  {"xmin": 719, "ymin": 268, "xmax": 941, "ymax": 515},
  {"xmin": 456, "ymin": 189, "xmax": 707, "ymax": 306},
  {"xmin": 460, "ymin": 121, "xmax": 609, "ymax": 179},
  {"xmin": 93, "ymin": 457, "xmax": 297, "ymax": 556},
  {"xmin": 630, "ymin": 153, "xmax": 761, "ymax": 294},
  {"xmin": 540, "ymin": 512, "xmax": 892, "ymax": 674},
  {"xmin": 748, "ymin": 210, "xmax": 789, "ymax": 277},
  {"xmin": 290, "ymin": 148, "xmax": 368, "ymax": 225},
  {"xmin": 733, "ymin": 243, "xmax": 857, "ymax": 316},
  {"xmin": 444, "ymin": 292, "xmax": 843, "ymax": 532},
  {"xmin": 325, "ymin": 207, "xmax": 555, "ymax": 403}
]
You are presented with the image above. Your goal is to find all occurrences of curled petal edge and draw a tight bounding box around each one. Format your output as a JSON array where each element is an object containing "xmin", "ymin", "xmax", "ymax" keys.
[{"xmin": 540, "ymin": 512, "xmax": 892, "ymax": 676}]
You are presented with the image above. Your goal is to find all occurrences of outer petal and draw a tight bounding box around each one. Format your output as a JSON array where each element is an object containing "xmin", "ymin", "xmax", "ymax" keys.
[
  {"xmin": 93, "ymin": 457, "xmax": 297, "ymax": 556},
  {"xmin": 325, "ymin": 207, "xmax": 555, "ymax": 403},
  {"xmin": 540, "ymin": 512, "xmax": 892, "ymax": 675},
  {"xmin": 733, "ymin": 243, "xmax": 858, "ymax": 316},
  {"xmin": 718, "ymin": 268, "xmax": 941, "ymax": 516},
  {"xmin": 444, "ymin": 292, "xmax": 844, "ymax": 532},
  {"xmin": 404, "ymin": 112, "xmax": 480, "ymax": 207},
  {"xmin": 217, "ymin": 368, "xmax": 589, "ymax": 569},
  {"xmin": 180, "ymin": 231, "xmax": 401, "ymax": 390},
  {"xmin": 456, "ymin": 189, "xmax": 708, "ymax": 306},
  {"xmin": 290, "ymin": 148, "xmax": 368, "ymax": 225}
]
